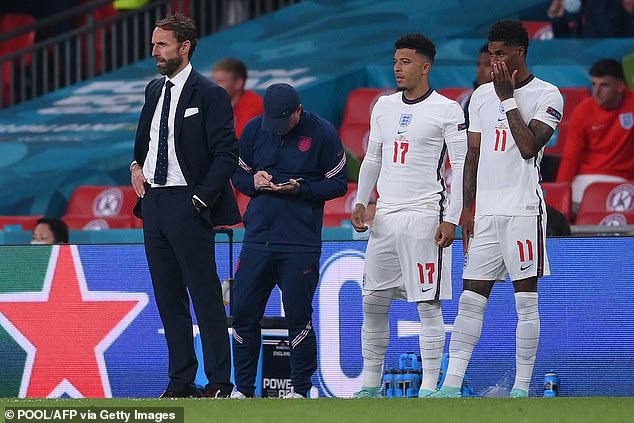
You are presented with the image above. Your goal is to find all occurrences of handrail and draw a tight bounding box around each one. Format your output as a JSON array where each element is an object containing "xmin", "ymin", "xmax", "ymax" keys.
[
  {"xmin": 0, "ymin": 0, "xmax": 300, "ymax": 108},
  {"xmin": 0, "ymin": 0, "xmax": 113, "ymax": 44}
]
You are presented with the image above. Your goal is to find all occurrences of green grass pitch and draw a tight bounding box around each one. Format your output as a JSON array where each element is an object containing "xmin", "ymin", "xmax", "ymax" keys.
[{"xmin": 2, "ymin": 397, "xmax": 634, "ymax": 423}]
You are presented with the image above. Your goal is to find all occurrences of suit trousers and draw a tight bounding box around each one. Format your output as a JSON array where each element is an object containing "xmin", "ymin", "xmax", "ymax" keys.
[{"xmin": 142, "ymin": 186, "xmax": 232, "ymax": 392}]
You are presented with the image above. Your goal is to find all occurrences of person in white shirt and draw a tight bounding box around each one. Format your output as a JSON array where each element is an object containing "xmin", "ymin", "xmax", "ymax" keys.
[
  {"xmin": 431, "ymin": 20, "xmax": 564, "ymax": 399},
  {"xmin": 351, "ymin": 33, "xmax": 467, "ymax": 398}
]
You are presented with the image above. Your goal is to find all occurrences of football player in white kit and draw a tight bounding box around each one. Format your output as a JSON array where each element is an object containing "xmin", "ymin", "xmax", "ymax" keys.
[
  {"xmin": 351, "ymin": 34, "xmax": 467, "ymax": 398},
  {"xmin": 431, "ymin": 20, "xmax": 564, "ymax": 398}
]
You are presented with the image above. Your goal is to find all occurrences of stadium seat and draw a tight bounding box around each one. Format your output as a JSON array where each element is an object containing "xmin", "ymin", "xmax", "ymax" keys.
[
  {"xmin": 0, "ymin": 215, "xmax": 41, "ymax": 231},
  {"xmin": 544, "ymin": 87, "xmax": 591, "ymax": 156},
  {"xmin": 542, "ymin": 87, "xmax": 591, "ymax": 181},
  {"xmin": 577, "ymin": 181, "xmax": 634, "ymax": 218},
  {"xmin": 541, "ymin": 181, "xmax": 572, "ymax": 222},
  {"xmin": 323, "ymin": 183, "xmax": 359, "ymax": 227},
  {"xmin": 0, "ymin": 13, "xmax": 36, "ymax": 106},
  {"xmin": 63, "ymin": 185, "xmax": 140, "ymax": 228},
  {"xmin": 232, "ymin": 190, "xmax": 252, "ymax": 228},
  {"xmin": 574, "ymin": 211, "xmax": 634, "ymax": 226},
  {"xmin": 438, "ymin": 87, "xmax": 472, "ymax": 108},
  {"xmin": 339, "ymin": 88, "xmax": 393, "ymax": 159},
  {"xmin": 522, "ymin": 21, "xmax": 554, "ymax": 40},
  {"xmin": 64, "ymin": 216, "xmax": 134, "ymax": 230},
  {"xmin": 65, "ymin": 185, "xmax": 137, "ymax": 218}
]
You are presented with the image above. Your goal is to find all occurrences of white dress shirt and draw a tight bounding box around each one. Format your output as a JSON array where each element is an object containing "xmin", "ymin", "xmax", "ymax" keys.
[{"xmin": 143, "ymin": 63, "xmax": 192, "ymax": 187}]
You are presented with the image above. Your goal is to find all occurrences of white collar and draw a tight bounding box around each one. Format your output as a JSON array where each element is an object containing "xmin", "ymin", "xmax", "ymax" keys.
[{"xmin": 165, "ymin": 62, "xmax": 192, "ymax": 88}]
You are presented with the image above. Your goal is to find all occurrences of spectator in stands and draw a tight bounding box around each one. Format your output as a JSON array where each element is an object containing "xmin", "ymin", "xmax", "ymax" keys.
[
  {"xmin": 556, "ymin": 59, "xmax": 634, "ymax": 214},
  {"xmin": 230, "ymin": 83, "xmax": 347, "ymax": 399},
  {"xmin": 547, "ymin": 0, "xmax": 583, "ymax": 37},
  {"xmin": 212, "ymin": 58, "xmax": 264, "ymax": 139},
  {"xmin": 548, "ymin": 0, "xmax": 633, "ymax": 37},
  {"xmin": 461, "ymin": 44, "xmax": 493, "ymax": 128},
  {"xmin": 31, "ymin": 218, "xmax": 69, "ymax": 244}
]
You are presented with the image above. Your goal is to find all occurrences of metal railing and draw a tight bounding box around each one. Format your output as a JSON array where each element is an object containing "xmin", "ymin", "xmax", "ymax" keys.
[{"xmin": 0, "ymin": 0, "xmax": 300, "ymax": 108}]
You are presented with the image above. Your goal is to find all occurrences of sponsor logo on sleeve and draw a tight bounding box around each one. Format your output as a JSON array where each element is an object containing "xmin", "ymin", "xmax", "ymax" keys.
[{"xmin": 546, "ymin": 106, "xmax": 562, "ymax": 121}]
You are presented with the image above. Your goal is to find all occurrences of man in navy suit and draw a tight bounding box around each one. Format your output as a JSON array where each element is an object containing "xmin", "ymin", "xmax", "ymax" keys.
[{"xmin": 130, "ymin": 13, "xmax": 240, "ymax": 398}]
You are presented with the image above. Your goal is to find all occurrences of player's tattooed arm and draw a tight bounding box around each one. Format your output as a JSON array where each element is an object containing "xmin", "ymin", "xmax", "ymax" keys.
[
  {"xmin": 463, "ymin": 132, "xmax": 480, "ymax": 212},
  {"xmin": 507, "ymin": 111, "xmax": 554, "ymax": 160},
  {"xmin": 461, "ymin": 131, "xmax": 480, "ymax": 249}
]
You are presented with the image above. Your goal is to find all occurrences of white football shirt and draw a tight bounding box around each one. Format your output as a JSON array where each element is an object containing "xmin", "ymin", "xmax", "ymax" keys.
[
  {"xmin": 468, "ymin": 75, "xmax": 564, "ymax": 216},
  {"xmin": 358, "ymin": 90, "xmax": 467, "ymax": 225}
]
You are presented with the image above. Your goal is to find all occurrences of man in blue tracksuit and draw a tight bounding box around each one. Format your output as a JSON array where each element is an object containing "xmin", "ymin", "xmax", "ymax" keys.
[{"xmin": 230, "ymin": 83, "xmax": 348, "ymax": 398}]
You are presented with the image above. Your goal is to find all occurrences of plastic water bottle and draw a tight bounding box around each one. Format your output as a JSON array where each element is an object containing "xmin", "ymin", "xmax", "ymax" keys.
[
  {"xmin": 383, "ymin": 370, "xmax": 395, "ymax": 397},
  {"xmin": 404, "ymin": 370, "xmax": 420, "ymax": 397},
  {"xmin": 394, "ymin": 370, "xmax": 405, "ymax": 397},
  {"xmin": 544, "ymin": 371, "xmax": 560, "ymax": 397}
]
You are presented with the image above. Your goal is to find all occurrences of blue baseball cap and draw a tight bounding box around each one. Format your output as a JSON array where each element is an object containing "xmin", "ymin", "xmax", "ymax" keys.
[{"xmin": 261, "ymin": 83, "xmax": 300, "ymax": 134}]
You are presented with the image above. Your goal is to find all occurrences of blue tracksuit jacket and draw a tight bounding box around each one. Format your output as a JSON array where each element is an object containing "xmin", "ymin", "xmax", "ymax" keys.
[{"xmin": 232, "ymin": 111, "xmax": 348, "ymax": 252}]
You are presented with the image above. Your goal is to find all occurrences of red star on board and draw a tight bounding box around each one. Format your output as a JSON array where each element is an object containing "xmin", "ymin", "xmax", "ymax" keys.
[{"xmin": 0, "ymin": 245, "xmax": 148, "ymax": 398}]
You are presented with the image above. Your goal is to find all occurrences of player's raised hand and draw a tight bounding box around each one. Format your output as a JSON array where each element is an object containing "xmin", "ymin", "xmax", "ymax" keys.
[
  {"xmin": 492, "ymin": 61, "xmax": 517, "ymax": 101},
  {"xmin": 351, "ymin": 203, "xmax": 369, "ymax": 232},
  {"xmin": 435, "ymin": 222, "xmax": 456, "ymax": 248}
]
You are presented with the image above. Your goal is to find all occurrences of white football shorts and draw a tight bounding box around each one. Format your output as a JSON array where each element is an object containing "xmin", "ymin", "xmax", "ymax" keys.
[
  {"xmin": 363, "ymin": 211, "xmax": 452, "ymax": 302},
  {"xmin": 462, "ymin": 214, "xmax": 550, "ymax": 282}
]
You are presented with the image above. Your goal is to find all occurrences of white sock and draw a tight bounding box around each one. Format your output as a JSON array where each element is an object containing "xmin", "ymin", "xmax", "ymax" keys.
[
  {"xmin": 361, "ymin": 289, "xmax": 395, "ymax": 388},
  {"xmin": 443, "ymin": 290, "xmax": 488, "ymax": 388},
  {"xmin": 513, "ymin": 292, "xmax": 540, "ymax": 392},
  {"xmin": 417, "ymin": 301, "xmax": 445, "ymax": 391}
]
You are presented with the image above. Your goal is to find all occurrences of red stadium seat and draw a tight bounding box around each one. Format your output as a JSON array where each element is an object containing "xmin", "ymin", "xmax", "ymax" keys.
[
  {"xmin": 544, "ymin": 87, "xmax": 591, "ymax": 157},
  {"xmin": 574, "ymin": 211, "xmax": 634, "ymax": 226},
  {"xmin": 64, "ymin": 185, "xmax": 140, "ymax": 229},
  {"xmin": 339, "ymin": 88, "xmax": 393, "ymax": 159},
  {"xmin": 235, "ymin": 191, "xmax": 251, "ymax": 217},
  {"xmin": 65, "ymin": 185, "xmax": 138, "ymax": 218},
  {"xmin": 0, "ymin": 14, "xmax": 36, "ymax": 106},
  {"xmin": 0, "ymin": 215, "xmax": 41, "ymax": 231},
  {"xmin": 64, "ymin": 216, "xmax": 134, "ymax": 230},
  {"xmin": 522, "ymin": 21, "xmax": 554, "ymax": 40},
  {"xmin": 232, "ymin": 190, "xmax": 252, "ymax": 228},
  {"xmin": 541, "ymin": 182, "xmax": 572, "ymax": 222},
  {"xmin": 323, "ymin": 183, "xmax": 359, "ymax": 227},
  {"xmin": 438, "ymin": 87, "xmax": 472, "ymax": 108},
  {"xmin": 577, "ymin": 181, "xmax": 634, "ymax": 217}
]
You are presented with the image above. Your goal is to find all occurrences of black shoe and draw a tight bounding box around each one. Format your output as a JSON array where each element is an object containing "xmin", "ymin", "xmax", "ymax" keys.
[
  {"xmin": 159, "ymin": 386, "xmax": 201, "ymax": 398},
  {"xmin": 202, "ymin": 387, "xmax": 232, "ymax": 398}
]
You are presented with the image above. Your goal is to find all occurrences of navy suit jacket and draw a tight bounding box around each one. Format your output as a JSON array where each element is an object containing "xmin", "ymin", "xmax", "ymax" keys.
[{"xmin": 133, "ymin": 68, "xmax": 241, "ymax": 227}]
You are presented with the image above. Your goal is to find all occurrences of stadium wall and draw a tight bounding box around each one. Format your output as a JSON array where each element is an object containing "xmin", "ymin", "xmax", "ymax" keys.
[{"xmin": 0, "ymin": 237, "xmax": 632, "ymax": 398}]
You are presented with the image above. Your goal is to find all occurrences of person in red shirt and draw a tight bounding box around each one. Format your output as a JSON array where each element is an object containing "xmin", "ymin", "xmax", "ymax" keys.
[
  {"xmin": 557, "ymin": 58, "xmax": 634, "ymax": 213},
  {"xmin": 211, "ymin": 58, "xmax": 264, "ymax": 139}
]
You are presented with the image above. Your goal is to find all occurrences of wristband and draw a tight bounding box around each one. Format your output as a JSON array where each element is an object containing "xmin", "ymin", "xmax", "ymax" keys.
[
  {"xmin": 501, "ymin": 98, "xmax": 517, "ymax": 113},
  {"xmin": 130, "ymin": 161, "xmax": 138, "ymax": 172}
]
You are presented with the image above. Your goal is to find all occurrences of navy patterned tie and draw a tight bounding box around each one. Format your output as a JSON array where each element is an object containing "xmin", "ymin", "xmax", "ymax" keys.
[{"xmin": 154, "ymin": 80, "xmax": 174, "ymax": 185}]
